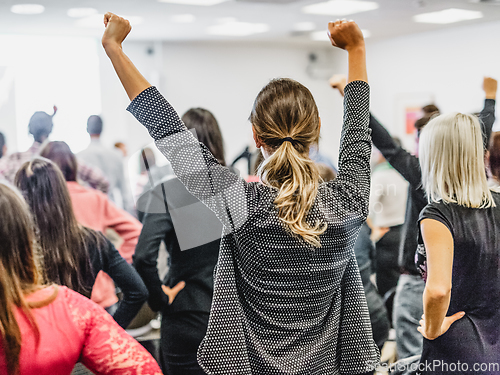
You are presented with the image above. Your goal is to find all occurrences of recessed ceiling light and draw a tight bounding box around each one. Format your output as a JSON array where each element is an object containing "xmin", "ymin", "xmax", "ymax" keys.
[
  {"xmin": 302, "ymin": 0, "xmax": 379, "ymax": 16},
  {"xmin": 207, "ymin": 21, "xmax": 269, "ymax": 36},
  {"xmin": 293, "ymin": 22, "xmax": 316, "ymax": 32},
  {"xmin": 159, "ymin": 0, "xmax": 229, "ymax": 5},
  {"xmin": 76, "ymin": 14, "xmax": 144, "ymax": 28},
  {"xmin": 311, "ymin": 28, "xmax": 371, "ymax": 41},
  {"xmin": 413, "ymin": 8, "xmax": 483, "ymax": 24},
  {"xmin": 67, "ymin": 8, "xmax": 98, "ymax": 18},
  {"xmin": 171, "ymin": 14, "xmax": 196, "ymax": 23},
  {"xmin": 11, "ymin": 4, "xmax": 45, "ymax": 15}
]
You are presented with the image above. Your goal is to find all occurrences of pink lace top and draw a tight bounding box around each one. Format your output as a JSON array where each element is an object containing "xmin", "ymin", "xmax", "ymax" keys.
[{"xmin": 0, "ymin": 286, "xmax": 162, "ymax": 375}]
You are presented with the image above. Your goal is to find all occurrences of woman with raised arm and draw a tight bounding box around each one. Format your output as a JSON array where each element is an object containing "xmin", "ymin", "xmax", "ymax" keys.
[
  {"xmin": 102, "ymin": 13, "xmax": 378, "ymax": 375},
  {"xmin": 415, "ymin": 113, "xmax": 500, "ymax": 374},
  {"xmin": 0, "ymin": 183, "xmax": 162, "ymax": 375}
]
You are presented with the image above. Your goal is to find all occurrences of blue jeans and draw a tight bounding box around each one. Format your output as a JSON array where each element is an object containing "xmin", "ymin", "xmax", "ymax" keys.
[{"xmin": 393, "ymin": 274, "xmax": 425, "ymax": 360}]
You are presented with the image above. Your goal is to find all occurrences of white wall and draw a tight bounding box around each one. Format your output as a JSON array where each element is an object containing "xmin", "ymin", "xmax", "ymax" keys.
[
  {"xmin": 365, "ymin": 20, "xmax": 500, "ymax": 152},
  {"xmin": 77, "ymin": 19, "xmax": 500, "ymax": 172},
  {"xmin": 98, "ymin": 40, "xmax": 346, "ymax": 172}
]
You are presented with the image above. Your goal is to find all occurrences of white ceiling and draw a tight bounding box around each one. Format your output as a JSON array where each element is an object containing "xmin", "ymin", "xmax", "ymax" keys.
[{"xmin": 0, "ymin": 0, "xmax": 500, "ymax": 44}]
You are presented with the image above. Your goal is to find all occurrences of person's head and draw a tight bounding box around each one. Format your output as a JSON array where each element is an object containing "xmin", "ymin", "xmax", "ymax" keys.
[
  {"xmin": 0, "ymin": 131, "xmax": 6, "ymax": 158},
  {"xmin": 28, "ymin": 111, "xmax": 54, "ymax": 143},
  {"xmin": 415, "ymin": 104, "xmax": 440, "ymax": 136},
  {"xmin": 419, "ymin": 112, "xmax": 495, "ymax": 208},
  {"xmin": 250, "ymin": 78, "xmax": 325, "ymax": 247},
  {"xmin": 114, "ymin": 141, "xmax": 127, "ymax": 157},
  {"xmin": 182, "ymin": 108, "xmax": 226, "ymax": 166},
  {"xmin": 39, "ymin": 141, "xmax": 78, "ymax": 182},
  {"xmin": 139, "ymin": 147, "xmax": 156, "ymax": 174},
  {"xmin": 15, "ymin": 158, "xmax": 93, "ymax": 296},
  {"xmin": 488, "ymin": 132, "xmax": 500, "ymax": 182},
  {"xmin": 0, "ymin": 183, "xmax": 44, "ymax": 375},
  {"xmin": 87, "ymin": 115, "xmax": 103, "ymax": 137}
]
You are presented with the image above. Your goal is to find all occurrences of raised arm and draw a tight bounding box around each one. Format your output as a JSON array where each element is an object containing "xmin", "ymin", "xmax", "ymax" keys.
[
  {"xmin": 102, "ymin": 13, "xmax": 252, "ymax": 233},
  {"xmin": 327, "ymin": 21, "xmax": 372, "ymax": 217},
  {"xmin": 479, "ymin": 76, "xmax": 497, "ymax": 148},
  {"xmin": 328, "ymin": 20, "xmax": 367, "ymax": 84},
  {"xmin": 102, "ymin": 13, "xmax": 150, "ymax": 100}
]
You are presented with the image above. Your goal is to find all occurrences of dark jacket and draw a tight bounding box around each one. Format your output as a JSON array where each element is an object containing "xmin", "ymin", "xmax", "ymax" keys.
[{"xmin": 134, "ymin": 177, "xmax": 221, "ymax": 314}]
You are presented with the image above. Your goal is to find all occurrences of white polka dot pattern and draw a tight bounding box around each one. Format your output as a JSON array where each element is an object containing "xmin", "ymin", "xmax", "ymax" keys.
[{"xmin": 127, "ymin": 81, "xmax": 379, "ymax": 375}]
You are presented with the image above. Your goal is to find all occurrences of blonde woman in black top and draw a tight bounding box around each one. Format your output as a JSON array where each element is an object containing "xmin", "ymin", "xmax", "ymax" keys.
[{"xmin": 102, "ymin": 14, "xmax": 378, "ymax": 375}]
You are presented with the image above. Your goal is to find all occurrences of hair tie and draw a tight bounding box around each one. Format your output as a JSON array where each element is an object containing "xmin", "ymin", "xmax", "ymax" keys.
[{"xmin": 279, "ymin": 137, "xmax": 301, "ymax": 147}]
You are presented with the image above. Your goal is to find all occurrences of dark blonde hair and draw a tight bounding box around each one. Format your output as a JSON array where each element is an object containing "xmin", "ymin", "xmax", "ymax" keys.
[
  {"xmin": 250, "ymin": 78, "xmax": 326, "ymax": 247},
  {"xmin": 0, "ymin": 183, "xmax": 54, "ymax": 375}
]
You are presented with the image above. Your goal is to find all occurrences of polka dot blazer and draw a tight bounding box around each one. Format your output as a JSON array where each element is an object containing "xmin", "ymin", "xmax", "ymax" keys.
[{"xmin": 127, "ymin": 80, "xmax": 379, "ymax": 375}]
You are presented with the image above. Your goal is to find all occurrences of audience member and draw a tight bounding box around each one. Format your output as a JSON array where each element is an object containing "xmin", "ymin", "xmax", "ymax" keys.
[
  {"xmin": 103, "ymin": 14, "xmax": 379, "ymax": 374},
  {"xmin": 135, "ymin": 107, "xmax": 226, "ymax": 374},
  {"xmin": 415, "ymin": 112, "xmax": 500, "ymax": 374},
  {"xmin": 369, "ymin": 141, "xmax": 408, "ymax": 298},
  {"xmin": 0, "ymin": 131, "xmax": 6, "ymax": 159},
  {"xmin": 40, "ymin": 141, "xmax": 143, "ymax": 317},
  {"xmin": 0, "ymin": 108, "xmax": 110, "ymax": 194},
  {"xmin": 331, "ymin": 75, "xmax": 496, "ymax": 360},
  {"xmin": 0, "ymin": 183, "xmax": 161, "ymax": 375},
  {"xmin": 15, "ymin": 158, "xmax": 148, "ymax": 328},
  {"xmin": 79, "ymin": 115, "xmax": 132, "ymax": 211}
]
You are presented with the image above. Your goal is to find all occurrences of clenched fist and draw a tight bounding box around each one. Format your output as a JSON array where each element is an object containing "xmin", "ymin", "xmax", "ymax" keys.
[
  {"xmin": 102, "ymin": 12, "xmax": 132, "ymax": 50},
  {"xmin": 327, "ymin": 19, "xmax": 365, "ymax": 52}
]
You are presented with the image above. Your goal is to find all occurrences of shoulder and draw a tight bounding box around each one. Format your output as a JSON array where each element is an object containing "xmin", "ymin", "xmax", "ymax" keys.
[{"xmin": 419, "ymin": 200, "xmax": 455, "ymax": 234}]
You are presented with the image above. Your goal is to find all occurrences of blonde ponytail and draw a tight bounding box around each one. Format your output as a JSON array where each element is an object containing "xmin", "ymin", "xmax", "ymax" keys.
[
  {"xmin": 251, "ymin": 78, "xmax": 326, "ymax": 247},
  {"xmin": 259, "ymin": 141, "xmax": 326, "ymax": 246}
]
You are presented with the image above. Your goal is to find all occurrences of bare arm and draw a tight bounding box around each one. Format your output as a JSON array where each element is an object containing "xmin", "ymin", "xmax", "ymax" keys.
[
  {"xmin": 327, "ymin": 20, "xmax": 367, "ymax": 84},
  {"xmin": 418, "ymin": 219, "xmax": 464, "ymax": 340},
  {"xmin": 102, "ymin": 13, "xmax": 151, "ymax": 101}
]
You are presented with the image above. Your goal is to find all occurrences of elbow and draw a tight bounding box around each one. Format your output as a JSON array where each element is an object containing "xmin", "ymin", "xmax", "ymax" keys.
[
  {"xmin": 136, "ymin": 282, "xmax": 149, "ymax": 303},
  {"xmin": 425, "ymin": 285, "xmax": 451, "ymax": 301}
]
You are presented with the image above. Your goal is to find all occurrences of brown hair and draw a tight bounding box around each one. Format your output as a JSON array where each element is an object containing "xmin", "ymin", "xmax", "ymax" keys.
[
  {"xmin": 15, "ymin": 158, "xmax": 95, "ymax": 297},
  {"xmin": 250, "ymin": 78, "xmax": 326, "ymax": 247},
  {"xmin": 0, "ymin": 183, "xmax": 55, "ymax": 375},
  {"xmin": 182, "ymin": 108, "xmax": 226, "ymax": 166},
  {"xmin": 415, "ymin": 104, "xmax": 440, "ymax": 133},
  {"xmin": 39, "ymin": 141, "xmax": 78, "ymax": 182},
  {"xmin": 489, "ymin": 132, "xmax": 500, "ymax": 181}
]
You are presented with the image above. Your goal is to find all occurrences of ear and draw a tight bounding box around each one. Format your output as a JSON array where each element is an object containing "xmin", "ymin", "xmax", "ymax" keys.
[
  {"xmin": 252, "ymin": 126, "xmax": 263, "ymax": 149},
  {"xmin": 318, "ymin": 117, "xmax": 322, "ymax": 133},
  {"xmin": 2, "ymin": 145, "xmax": 6, "ymax": 157}
]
